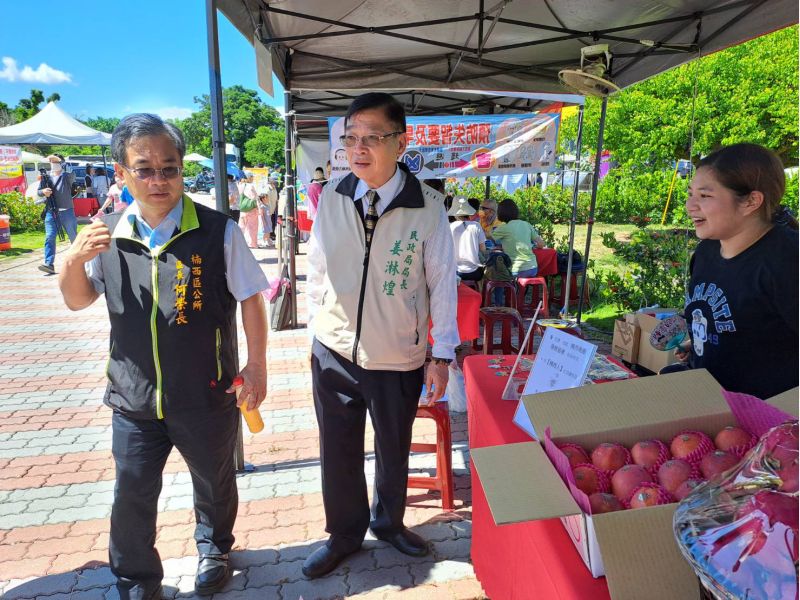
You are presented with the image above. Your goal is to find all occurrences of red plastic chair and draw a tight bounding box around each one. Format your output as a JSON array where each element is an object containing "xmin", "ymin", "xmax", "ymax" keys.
[
  {"xmin": 408, "ymin": 403, "xmax": 454, "ymax": 511},
  {"xmin": 482, "ymin": 280, "xmax": 517, "ymax": 309},
  {"xmin": 474, "ymin": 306, "xmax": 531, "ymax": 355},
  {"xmin": 516, "ymin": 276, "xmax": 549, "ymax": 318},
  {"xmin": 549, "ymin": 271, "xmax": 591, "ymax": 310}
]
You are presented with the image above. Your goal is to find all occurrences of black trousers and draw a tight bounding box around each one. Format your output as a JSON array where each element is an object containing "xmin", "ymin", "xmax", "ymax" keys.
[
  {"xmin": 458, "ymin": 266, "xmax": 484, "ymax": 281},
  {"xmin": 109, "ymin": 406, "xmax": 239, "ymax": 598},
  {"xmin": 311, "ymin": 339, "xmax": 424, "ymax": 554}
]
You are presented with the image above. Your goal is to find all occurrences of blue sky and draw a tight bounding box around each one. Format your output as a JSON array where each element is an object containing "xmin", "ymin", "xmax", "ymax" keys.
[{"xmin": 0, "ymin": 0, "xmax": 284, "ymax": 121}]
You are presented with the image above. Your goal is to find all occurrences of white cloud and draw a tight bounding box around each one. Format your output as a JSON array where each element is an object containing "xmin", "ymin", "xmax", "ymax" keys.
[
  {"xmin": 150, "ymin": 106, "xmax": 194, "ymax": 120},
  {"xmin": 0, "ymin": 57, "xmax": 72, "ymax": 84}
]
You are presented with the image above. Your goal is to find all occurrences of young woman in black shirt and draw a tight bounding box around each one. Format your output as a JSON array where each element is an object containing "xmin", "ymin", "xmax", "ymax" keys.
[{"xmin": 678, "ymin": 143, "xmax": 798, "ymax": 399}]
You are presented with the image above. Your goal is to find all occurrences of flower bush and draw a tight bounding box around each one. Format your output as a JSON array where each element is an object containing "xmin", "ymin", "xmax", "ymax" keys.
[
  {"xmin": 598, "ymin": 227, "xmax": 697, "ymax": 311},
  {"xmin": 0, "ymin": 191, "xmax": 43, "ymax": 232}
]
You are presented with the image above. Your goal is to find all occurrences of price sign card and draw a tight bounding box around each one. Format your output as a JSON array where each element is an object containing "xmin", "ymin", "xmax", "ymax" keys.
[{"xmin": 522, "ymin": 327, "xmax": 597, "ymax": 395}]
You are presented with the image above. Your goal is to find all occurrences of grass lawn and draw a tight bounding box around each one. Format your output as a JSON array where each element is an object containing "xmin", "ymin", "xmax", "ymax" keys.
[{"xmin": 549, "ymin": 223, "xmax": 672, "ymax": 333}]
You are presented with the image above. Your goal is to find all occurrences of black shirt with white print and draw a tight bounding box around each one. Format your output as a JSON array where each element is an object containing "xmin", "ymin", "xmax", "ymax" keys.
[{"xmin": 685, "ymin": 224, "xmax": 798, "ymax": 399}]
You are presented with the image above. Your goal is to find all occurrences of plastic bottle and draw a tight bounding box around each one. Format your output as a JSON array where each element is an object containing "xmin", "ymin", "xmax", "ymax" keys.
[{"xmin": 232, "ymin": 375, "xmax": 264, "ymax": 433}]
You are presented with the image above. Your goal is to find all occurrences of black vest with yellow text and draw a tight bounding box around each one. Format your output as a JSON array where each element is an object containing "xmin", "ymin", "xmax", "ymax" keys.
[{"xmin": 99, "ymin": 198, "xmax": 238, "ymax": 419}]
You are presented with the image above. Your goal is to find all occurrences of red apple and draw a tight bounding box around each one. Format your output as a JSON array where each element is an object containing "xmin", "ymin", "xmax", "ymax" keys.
[
  {"xmin": 631, "ymin": 439, "xmax": 670, "ymax": 474},
  {"xmin": 591, "ymin": 442, "xmax": 631, "ymax": 474},
  {"xmin": 572, "ymin": 463, "xmax": 609, "ymax": 495},
  {"xmin": 628, "ymin": 483, "xmax": 672, "ymax": 508},
  {"xmin": 611, "ymin": 464, "xmax": 653, "ymax": 502},
  {"xmin": 658, "ymin": 459, "xmax": 695, "ymax": 495},
  {"xmin": 589, "ymin": 493, "xmax": 624, "ymax": 514},
  {"xmin": 558, "ymin": 443, "xmax": 590, "ymax": 469},
  {"xmin": 699, "ymin": 450, "xmax": 740, "ymax": 481},
  {"xmin": 714, "ymin": 426, "xmax": 756, "ymax": 457},
  {"xmin": 670, "ymin": 430, "xmax": 714, "ymax": 465}
]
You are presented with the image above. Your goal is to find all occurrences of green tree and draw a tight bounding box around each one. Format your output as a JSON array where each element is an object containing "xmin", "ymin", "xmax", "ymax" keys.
[
  {"xmin": 85, "ymin": 116, "xmax": 121, "ymax": 133},
  {"xmin": 244, "ymin": 126, "xmax": 285, "ymax": 166},
  {"xmin": 13, "ymin": 89, "xmax": 45, "ymax": 122},
  {"xmin": 560, "ymin": 26, "xmax": 799, "ymax": 166},
  {"xmin": 175, "ymin": 85, "xmax": 283, "ymax": 164},
  {"xmin": 46, "ymin": 92, "xmax": 60, "ymax": 104}
]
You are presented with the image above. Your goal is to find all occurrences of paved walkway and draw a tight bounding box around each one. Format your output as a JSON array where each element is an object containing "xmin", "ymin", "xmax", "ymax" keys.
[{"xmin": 0, "ymin": 212, "xmax": 484, "ymax": 599}]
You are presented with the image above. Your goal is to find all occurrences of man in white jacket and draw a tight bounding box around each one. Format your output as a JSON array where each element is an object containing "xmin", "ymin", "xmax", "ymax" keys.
[{"xmin": 303, "ymin": 92, "xmax": 459, "ymax": 578}]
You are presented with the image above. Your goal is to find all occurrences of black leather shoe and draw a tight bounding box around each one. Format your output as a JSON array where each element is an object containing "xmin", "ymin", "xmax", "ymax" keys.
[
  {"xmin": 302, "ymin": 545, "xmax": 358, "ymax": 579},
  {"xmin": 373, "ymin": 528, "xmax": 429, "ymax": 557},
  {"xmin": 195, "ymin": 554, "xmax": 230, "ymax": 596}
]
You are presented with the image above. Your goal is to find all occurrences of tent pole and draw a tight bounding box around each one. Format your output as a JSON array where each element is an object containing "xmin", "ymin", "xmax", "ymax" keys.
[
  {"xmin": 484, "ymin": 175, "xmax": 490, "ymax": 200},
  {"xmin": 284, "ymin": 90, "xmax": 298, "ymax": 328},
  {"xmin": 561, "ymin": 104, "xmax": 584, "ymax": 318},
  {"xmin": 577, "ymin": 96, "xmax": 608, "ymax": 323},
  {"xmin": 207, "ymin": 0, "xmax": 248, "ymax": 474},
  {"xmin": 206, "ymin": 0, "xmax": 229, "ymax": 216},
  {"xmin": 101, "ymin": 147, "xmax": 110, "ymax": 196}
]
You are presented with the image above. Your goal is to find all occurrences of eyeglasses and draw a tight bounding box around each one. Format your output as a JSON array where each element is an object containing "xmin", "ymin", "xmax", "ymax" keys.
[
  {"xmin": 123, "ymin": 165, "xmax": 184, "ymax": 180},
  {"xmin": 339, "ymin": 131, "xmax": 404, "ymax": 148}
]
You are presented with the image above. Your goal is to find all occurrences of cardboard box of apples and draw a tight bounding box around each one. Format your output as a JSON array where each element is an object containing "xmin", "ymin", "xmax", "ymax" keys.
[{"xmin": 472, "ymin": 369, "xmax": 797, "ymax": 600}]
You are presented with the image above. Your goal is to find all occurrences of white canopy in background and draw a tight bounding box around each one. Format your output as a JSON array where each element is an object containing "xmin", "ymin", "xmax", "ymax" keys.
[
  {"xmin": 0, "ymin": 102, "xmax": 111, "ymax": 145},
  {"xmin": 184, "ymin": 152, "xmax": 210, "ymax": 162},
  {"xmin": 20, "ymin": 150, "xmax": 47, "ymax": 163},
  {"xmin": 219, "ymin": 0, "xmax": 796, "ymax": 103}
]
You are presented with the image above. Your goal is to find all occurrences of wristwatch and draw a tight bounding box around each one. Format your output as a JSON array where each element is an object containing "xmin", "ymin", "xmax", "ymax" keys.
[{"xmin": 432, "ymin": 357, "xmax": 453, "ymax": 366}]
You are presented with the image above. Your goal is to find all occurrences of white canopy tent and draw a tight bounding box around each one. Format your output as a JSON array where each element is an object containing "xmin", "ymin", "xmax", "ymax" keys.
[
  {"xmin": 210, "ymin": 0, "xmax": 797, "ymax": 326},
  {"xmin": 184, "ymin": 152, "xmax": 211, "ymax": 162},
  {"xmin": 0, "ymin": 102, "xmax": 111, "ymax": 146}
]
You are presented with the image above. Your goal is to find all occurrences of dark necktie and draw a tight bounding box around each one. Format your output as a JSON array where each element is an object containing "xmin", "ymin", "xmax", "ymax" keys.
[{"xmin": 364, "ymin": 189, "xmax": 380, "ymax": 246}]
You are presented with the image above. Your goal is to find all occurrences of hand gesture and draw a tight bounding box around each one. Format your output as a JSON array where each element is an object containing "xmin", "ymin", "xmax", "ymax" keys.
[
  {"xmin": 41, "ymin": 187, "xmax": 53, "ymax": 197},
  {"xmin": 227, "ymin": 362, "xmax": 267, "ymax": 411},
  {"xmin": 424, "ymin": 360, "xmax": 450, "ymax": 406},
  {"xmin": 67, "ymin": 220, "xmax": 111, "ymax": 263}
]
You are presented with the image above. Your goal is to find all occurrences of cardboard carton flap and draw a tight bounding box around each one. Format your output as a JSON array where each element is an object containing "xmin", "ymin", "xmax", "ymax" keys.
[
  {"xmin": 592, "ymin": 505, "xmax": 698, "ymax": 600},
  {"xmin": 766, "ymin": 387, "xmax": 799, "ymax": 418},
  {"xmin": 520, "ymin": 369, "xmax": 729, "ymax": 447},
  {"xmin": 471, "ymin": 442, "xmax": 582, "ymax": 525}
]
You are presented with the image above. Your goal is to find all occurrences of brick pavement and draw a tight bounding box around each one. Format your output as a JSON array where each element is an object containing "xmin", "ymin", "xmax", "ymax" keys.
[{"xmin": 0, "ymin": 218, "xmax": 485, "ymax": 600}]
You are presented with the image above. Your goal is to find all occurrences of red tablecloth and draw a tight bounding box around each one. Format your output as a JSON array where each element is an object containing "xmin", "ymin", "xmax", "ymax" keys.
[
  {"xmin": 534, "ymin": 247, "xmax": 558, "ymax": 277},
  {"xmin": 73, "ymin": 197, "xmax": 100, "ymax": 218},
  {"xmin": 466, "ymin": 353, "xmax": 636, "ymax": 600},
  {"xmin": 428, "ymin": 283, "xmax": 481, "ymax": 344}
]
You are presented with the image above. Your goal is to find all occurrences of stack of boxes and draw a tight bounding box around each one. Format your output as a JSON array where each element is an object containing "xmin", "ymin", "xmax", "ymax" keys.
[{"xmin": 612, "ymin": 309, "xmax": 682, "ymax": 373}]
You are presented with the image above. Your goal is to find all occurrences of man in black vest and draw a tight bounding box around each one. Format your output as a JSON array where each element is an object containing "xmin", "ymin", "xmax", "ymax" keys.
[{"xmin": 58, "ymin": 114, "xmax": 269, "ymax": 600}]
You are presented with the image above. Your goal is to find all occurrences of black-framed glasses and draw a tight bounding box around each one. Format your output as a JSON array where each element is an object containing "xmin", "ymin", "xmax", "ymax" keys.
[
  {"xmin": 123, "ymin": 165, "xmax": 184, "ymax": 180},
  {"xmin": 339, "ymin": 131, "xmax": 404, "ymax": 148}
]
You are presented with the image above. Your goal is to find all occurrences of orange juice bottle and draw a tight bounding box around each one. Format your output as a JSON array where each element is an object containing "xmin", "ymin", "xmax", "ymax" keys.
[{"xmin": 232, "ymin": 376, "xmax": 264, "ymax": 433}]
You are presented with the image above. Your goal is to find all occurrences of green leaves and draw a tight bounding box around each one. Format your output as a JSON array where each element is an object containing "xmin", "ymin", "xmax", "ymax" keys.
[{"xmin": 561, "ymin": 26, "xmax": 799, "ymax": 167}]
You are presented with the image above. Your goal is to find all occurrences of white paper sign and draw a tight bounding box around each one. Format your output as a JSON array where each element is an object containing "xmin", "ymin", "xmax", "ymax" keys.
[{"xmin": 522, "ymin": 328, "xmax": 596, "ymax": 395}]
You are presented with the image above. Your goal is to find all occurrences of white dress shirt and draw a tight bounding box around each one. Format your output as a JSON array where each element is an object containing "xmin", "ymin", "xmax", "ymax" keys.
[{"xmin": 306, "ymin": 166, "xmax": 459, "ymax": 360}]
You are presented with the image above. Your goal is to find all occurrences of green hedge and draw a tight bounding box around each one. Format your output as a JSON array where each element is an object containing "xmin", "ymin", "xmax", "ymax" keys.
[{"xmin": 0, "ymin": 192, "xmax": 43, "ymax": 233}]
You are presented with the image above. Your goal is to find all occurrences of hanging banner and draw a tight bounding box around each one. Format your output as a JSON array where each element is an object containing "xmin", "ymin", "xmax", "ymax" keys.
[
  {"xmin": 0, "ymin": 145, "xmax": 25, "ymax": 193},
  {"xmin": 328, "ymin": 112, "xmax": 560, "ymax": 179}
]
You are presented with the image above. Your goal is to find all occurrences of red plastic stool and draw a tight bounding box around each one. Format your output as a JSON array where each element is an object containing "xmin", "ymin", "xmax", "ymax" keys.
[
  {"xmin": 516, "ymin": 276, "xmax": 550, "ymax": 318},
  {"xmin": 482, "ymin": 280, "xmax": 517, "ymax": 308},
  {"xmin": 474, "ymin": 306, "xmax": 530, "ymax": 355},
  {"xmin": 549, "ymin": 270, "xmax": 591, "ymax": 310},
  {"xmin": 408, "ymin": 402, "xmax": 454, "ymax": 511}
]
